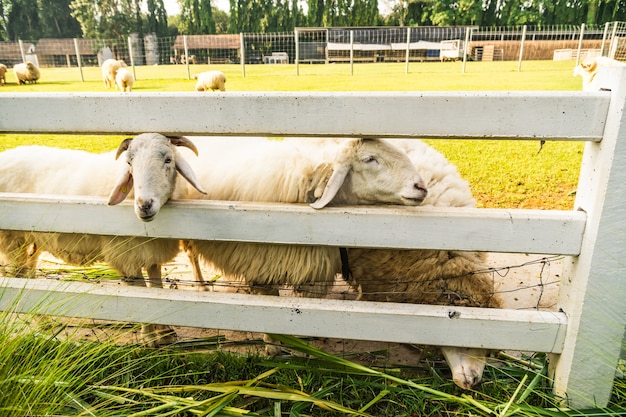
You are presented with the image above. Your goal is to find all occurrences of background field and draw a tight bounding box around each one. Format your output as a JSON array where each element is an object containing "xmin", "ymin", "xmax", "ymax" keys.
[{"xmin": 0, "ymin": 60, "xmax": 584, "ymax": 210}]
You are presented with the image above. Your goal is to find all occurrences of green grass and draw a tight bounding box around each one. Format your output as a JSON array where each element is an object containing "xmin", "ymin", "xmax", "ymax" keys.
[
  {"xmin": 0, "ymin": 60, "xmax": 584, "ymax": 209},
  {"xmin": 1, "ymin": 60, "xmax": 617, "ymax": 415}
]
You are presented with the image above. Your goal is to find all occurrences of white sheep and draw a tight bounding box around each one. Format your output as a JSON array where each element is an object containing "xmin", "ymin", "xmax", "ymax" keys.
[
  {"xmin": 181, "ymin": 136, "xmax": 426, "ymax": 348},
  {"xmin": 13, "ymin": 62, "xmax": 40, "ymax": 85},
  {"xmin": 344, "ymin": 138, "xmax": 503, "ymax": 390},
  {"xmin": 0, "ymin": 63, "xmax": 7, "ymax": 85},
  {"xmin": 0, "ymin": 133, "xmax": 206, "ymax": 346},
  {"xmin": 573, "ymin": 56, "xmax": 626, "ymax": 91},
  {"xmin": 194, "ymin": 70, "xmax": 226, "ymax": 91},
  {"xmin": 115, "ymin": 67, "xmax": 134, "ymax": 92},
  {"xmin": 101, "ymin": 58, "xmax": 126, "ymax": 89}
]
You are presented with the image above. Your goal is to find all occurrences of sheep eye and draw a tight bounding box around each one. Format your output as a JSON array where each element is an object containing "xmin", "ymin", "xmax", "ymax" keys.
[
  {"xmin": 164, "ymin": 157, "xmax": 172, "ymax": 164},
  {"xmin": 363, "ymin": 156, "xmax": 378, "ymax": 164}
]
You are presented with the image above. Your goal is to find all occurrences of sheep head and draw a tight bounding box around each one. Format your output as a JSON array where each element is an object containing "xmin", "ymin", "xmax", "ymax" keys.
[
  {"xmin": 107, "ymin": 133, "xmax": 206, "ymax": 222},
  {"xmin": 310, "ymin": 138, "xmax": 427, "ymax": 209},
  {"xmin": 441, "ymin": 346, "xmax": 488, "ymax": 390}
]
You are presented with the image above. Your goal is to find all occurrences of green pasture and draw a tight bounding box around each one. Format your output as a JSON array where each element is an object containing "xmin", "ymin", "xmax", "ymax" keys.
[{"xmin": 0, "ymin": 60, "xmax": 584, "ymax": 210}]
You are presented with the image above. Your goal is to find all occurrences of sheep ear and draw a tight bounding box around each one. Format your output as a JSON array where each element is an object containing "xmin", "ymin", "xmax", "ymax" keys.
[
  {"xmin": 168, "ymin": 136, "xmax": 199, "ymax": 156},
  {"xmin": 115, "ymin": 138, "xmax": 133, "ymax": 160},
  {"xmin": 175, "ymin": 156, "xmax": 207, "ymax": 194},
  {"xmin": 107, "ymin": 171, "xmax": 133, "ymax": 205},
  {"xmin": 310, "ymin": 164, "xmax": 350, "ymax": 209}
]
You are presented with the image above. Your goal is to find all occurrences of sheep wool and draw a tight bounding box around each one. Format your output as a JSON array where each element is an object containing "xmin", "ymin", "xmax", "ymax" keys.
[
  {"xmin": 0, "ymin": 63, "xmax": 7, "ymax": 85},
  {"xmin": 13, "ymin": 62, "xmax": 40, "ymax": 85},
  {"xmin": 115, "ymin": 67, "xmax": 134, "ymax": 92},
  {"xmin": 194, "ymin": 70, "xmax": 226, "ymax": 91},
  {"xmin": 101, "ymin": 58, "xmax": 126, "ymax": 89}
]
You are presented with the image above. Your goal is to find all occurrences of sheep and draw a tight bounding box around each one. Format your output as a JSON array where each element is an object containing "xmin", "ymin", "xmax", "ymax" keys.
[
  {"xmin": 194, "ymin": 70, "xmax": 226, "ymax": 92},
  {"xmin": 573, "ymin": 56, "xmax": 626, "ymax": 91},
  {"xmin": 115, "ymin": 67, "xmax": 134, "ymax": 92},
  {"xmin": 101, "ymin": 58, "xmax": 126, "ymax": 89},
  {"xmin": 181, "ymin": 136, "xmax": 427, "ymax": 349},
  {"xmin": 0, "ymin": 63, "xmax": 7, "ymax": 85},
  {"xmin": 0, "ymin": 133, "xmax": 206, "ymax": 346},
  {"xmin": 13, "ymin": 62, "xmax": 40, "ymax": 85},
  {"xmin": 343, "ymin": 138, "xmax": 503, "ymax": 390}
]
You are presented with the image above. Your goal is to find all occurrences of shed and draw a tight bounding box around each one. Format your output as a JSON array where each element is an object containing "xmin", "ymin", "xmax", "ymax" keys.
[
  {"xmin": 0, "ymin": 41, "xmax": 35, "ymax": 66},
  {"xmin": 35, "ymin": 38, "xmax": 97, "ymax": 67},
  {"xmin": 172, "ymin": 34, "xmax": 240, "ymax": 64}
]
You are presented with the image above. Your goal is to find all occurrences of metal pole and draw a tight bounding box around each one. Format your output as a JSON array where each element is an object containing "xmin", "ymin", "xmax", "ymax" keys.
[
  {"xmin": 600, "ymin": 22, "xmax": 610, "ymax": 56},
  {"xmin": 18, "ymin": 39, "xmax": 26, "ymax": 63},
  {"xmin": 295, "ymin": 28, "xmax": 300, "ymax": 76},
  {"xmin": 183, "ymin": 34, "xmax": 190, "ymax": 79},
  {"xmin": 74, "ymin": 38, "xmax": 84, "ymax": 82},
  {"xmin": 127, "ymin": 36, "xmax": 137, "ymax": 80},
  {"xmin": 240, "ymin": 33, "xmax": 246, "ymax": 78},
  {"xmin": 405, "ymin": 27, "xmax": 411, "ymax": 74},
  {"xmin": 462, "ymin": 27, "xmax": 471, "ymax": 74},
  {"xmin": 517, "ymin": 25, "xmax": 527, "ymax": 72},
  {"xmin": 575, "ymin": 23, "xmax": 585, "ymax": 65},
  {"xmin": 350, "ymin": 30, "xmax": 354, "ymax": 76}
]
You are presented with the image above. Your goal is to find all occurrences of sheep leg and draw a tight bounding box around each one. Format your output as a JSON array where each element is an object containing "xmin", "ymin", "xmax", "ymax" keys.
[
  {"xmin": 181, "ymin": 240, "xmax": 209, "ymax": 291},
  {"xmin": 440, "ymin": 346, "xmax": 488, "ymax": 390}
]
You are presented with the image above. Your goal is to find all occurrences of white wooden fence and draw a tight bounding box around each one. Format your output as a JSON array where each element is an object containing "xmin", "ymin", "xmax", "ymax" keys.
[{"xmin": 0, "ymin": 67, "xmax": 625, "ymax": 409}]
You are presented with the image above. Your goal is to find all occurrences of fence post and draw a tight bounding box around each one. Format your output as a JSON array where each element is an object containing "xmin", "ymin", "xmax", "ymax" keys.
[
  {"xmin": 575, "ymin": 23, "xmax": 585, "ymax": 65},
  {"xmin": 295, "ymin": 28, "xmax": 300, "ymax": 76},
  {"xmin": 549, "ymin": 66, "xmax": 626, "ymax": 409},
  {"xmin": 517, "ymin": 25, "xmax": 526, "ymax": 72},
  {"xmin": 601, "ymin": 22, "xmax": 610, "ymax": 56},
  {"xmin": 18, "ymin": 39, "xmax": 26, "ymax": 63},
  {"xmin": 462, "ymin": 26, "xmax": 471, "ymax": 74},
  {"xmin": 404, "ymin": 27, "xmax": 411, "ymax": 74},
  {"xmin": 349, "ymin": 30, "xmax": 354, "ymax": 76},
  {"xmin": 183, "ymin": 34, "xmax": 190, "ymax": 80},
  {"xmin": 73, "ymin": 38, "xmax": 84, "ymax": 82},
  {"xmin": 127, "ymin": 36, "xmax": 136, "ymax": 80},
  {"xmin": 240, "ymin": 33, "xmax": 246, "ymax": 78},
  {"xmin": 609, "ymin": 21, "xmax": 619, "ymax": 58}
]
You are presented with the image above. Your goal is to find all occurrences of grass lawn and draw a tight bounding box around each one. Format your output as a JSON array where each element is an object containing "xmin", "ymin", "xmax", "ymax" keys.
[{"xmin": 0, "ymin": 60, "xmax": 584, "ymax": 210}]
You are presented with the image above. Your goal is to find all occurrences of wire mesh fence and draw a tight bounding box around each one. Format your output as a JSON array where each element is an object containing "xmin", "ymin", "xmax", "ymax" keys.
[{"xmin": 2, "ymin": 22, "xmax": 626, "ymax": 78}]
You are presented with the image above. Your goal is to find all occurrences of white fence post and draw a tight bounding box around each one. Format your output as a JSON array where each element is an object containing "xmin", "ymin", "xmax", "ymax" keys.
[
  {"xmin": 73, "ymin": 38, "xmax": 84, "ymax": 82},
  {"xmin": 549, "ymin": 66, "xmax": 626, "ymax": 409}
]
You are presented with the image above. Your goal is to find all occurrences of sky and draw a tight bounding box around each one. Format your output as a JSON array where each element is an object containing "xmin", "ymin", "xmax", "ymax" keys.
[{"xmin": 162, "ymin": 0, "xmax": 394, "ymax": 17}]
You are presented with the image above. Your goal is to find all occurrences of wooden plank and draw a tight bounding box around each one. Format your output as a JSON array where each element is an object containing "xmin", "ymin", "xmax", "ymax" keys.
[
  {"xmin": 0, "ymin": 277, "xmax": 568, "ymax": 353},
  {"xmin": 549, "ymin": 66, "xmax": 626, "ymax": 408},
  {"xmin": 0, "ymin": 92, "xmax": 610, "ymax": 141},
  {"xmin": 0, "ymin": 193, "xmax": 587, "ymax": 255}
]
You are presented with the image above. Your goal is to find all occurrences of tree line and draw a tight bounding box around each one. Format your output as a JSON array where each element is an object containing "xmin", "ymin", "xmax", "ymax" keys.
[{"xmin": 0, "ymin": 0, "xmax": 623, "ymax": 41}]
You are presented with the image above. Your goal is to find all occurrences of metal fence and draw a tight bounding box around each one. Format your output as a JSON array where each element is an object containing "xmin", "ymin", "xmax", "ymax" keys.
[{"xmin": 2, "ymin": 22, "xmax": 626, "ymax": 74}]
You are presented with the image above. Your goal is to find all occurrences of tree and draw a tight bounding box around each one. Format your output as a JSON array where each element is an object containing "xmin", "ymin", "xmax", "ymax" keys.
[
  {"xmin": 38, "ymin": 0, "xmax": 81, "ymax": 37},
  {"xmin": 6, "ymin": 0, "xmax": 40, "ymax": 40},
  {"xmin": 180, "ymin": 0, "xmax": 215, "ymax": 34},
  {"xmin": 146, "ymin": 0, "xmax": 169, "ymax": 36}
]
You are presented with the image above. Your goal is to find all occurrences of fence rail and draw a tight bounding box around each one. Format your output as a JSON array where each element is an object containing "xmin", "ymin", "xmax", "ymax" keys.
[{"xmin": 0, "ymin": 68, "xmax": 625, "ymax": 410}]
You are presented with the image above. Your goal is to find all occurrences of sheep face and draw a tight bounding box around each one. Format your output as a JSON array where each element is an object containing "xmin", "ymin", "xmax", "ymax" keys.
[
  {"xmin": 311, "ymin": 138, "xmax": 427, "ymax": 209},
  {"xmin": 108, "ymin": 133, "xmax": 206, "ymax": 221}
]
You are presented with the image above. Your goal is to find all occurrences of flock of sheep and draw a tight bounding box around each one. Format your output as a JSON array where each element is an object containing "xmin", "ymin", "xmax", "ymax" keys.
[{"xmin": 0, "ymin": 55, "xmax": 614, "ymax": 390}]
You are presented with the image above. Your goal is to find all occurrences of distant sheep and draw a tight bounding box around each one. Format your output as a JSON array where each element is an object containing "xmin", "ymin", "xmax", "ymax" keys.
[
  {"xmin": 345, "ymin": 138, "xmax": 503, "ymax": 390},
  {"xmin": 13, "ymin": 62, "xmax": 40, "ymax": 85},
  {"xmin": 0, "ymin": 63, "xmax": 7, "ymax": 85},
  {"xmin": 0, "ymin": 133, "xmax": 206, "ymax": 346},
  {"xmin": 115, "ymin": 67, "xmax": 134, "ymax": 92},
  {"xmin": 194, "ymin": 70, "xmax": 226, "ymax": 91},
  {"xmin": 573, "ymin": 56, "xmax": 626, "ymax": 91},
  {"xmin": 101, "ymin": 58, "xmax": 126, "ymax": 89}
]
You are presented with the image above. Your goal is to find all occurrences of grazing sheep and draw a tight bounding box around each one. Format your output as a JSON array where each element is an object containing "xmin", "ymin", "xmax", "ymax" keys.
[
  {"xmin": 0, "ymin": 63, "xmax": 7, "ymax": 85},
  {"xmin": 194, "ymin": 70, "xmax": 226, "ymax": 92},
  {"xmin": 101, "ymin": 58, "xmax": 126, "ymax": 89},
  {"xmin": 0, "ymin": 133, "xmax": 206, "ymax": 346},
  {"xmin": 115, "ymin": 67, "xmax": 134, "ymax": 92},
  {"xmin": 344, "ymin": 138, "xmax": 503, "ymax": 390},
  {"xmin": 13, "ymin": 62, "xmax": 40, "ymax": 85},
  {"xmin": 573, "ymin": 56, "xmax": 626, "ymax": 91}
]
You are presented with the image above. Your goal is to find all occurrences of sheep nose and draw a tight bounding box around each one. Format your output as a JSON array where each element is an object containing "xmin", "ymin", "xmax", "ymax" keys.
[{"xmin": 137, "ymin": 198, "xmax": 154, "ymax": 214}]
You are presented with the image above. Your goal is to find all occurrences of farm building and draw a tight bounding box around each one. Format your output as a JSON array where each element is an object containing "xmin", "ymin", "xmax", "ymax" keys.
[
  {"xmin": 0, "ymin": 41, "xmax": 35, "ymax": 66},
  {"xmin": 171, "ymin": 34, "xmax": 240, "ymax": 64},
  {"xmin": 35, "ymin": 38, "xmax": 98, "ymax": 67}
]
